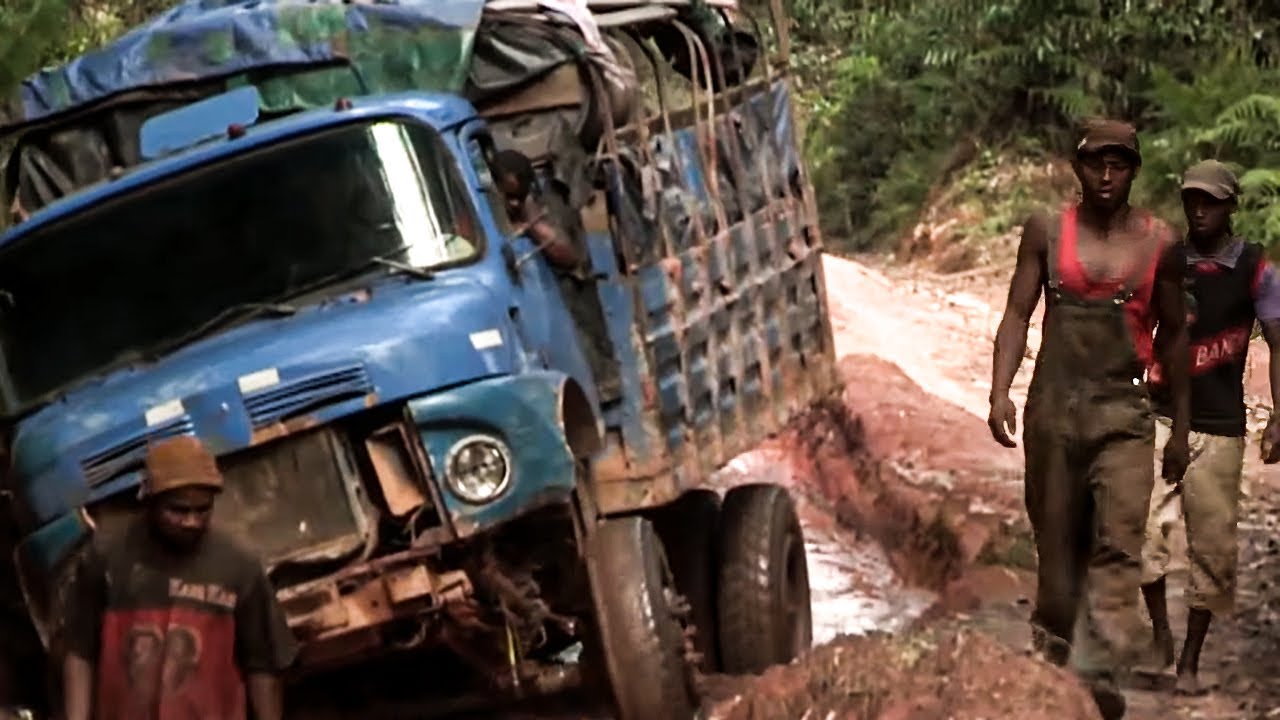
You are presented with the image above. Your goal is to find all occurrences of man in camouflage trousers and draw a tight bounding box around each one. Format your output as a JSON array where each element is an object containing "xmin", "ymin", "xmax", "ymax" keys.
[{"xmin": 1139, "ymin": 159, "xmax": 1280, "ymax": 695}]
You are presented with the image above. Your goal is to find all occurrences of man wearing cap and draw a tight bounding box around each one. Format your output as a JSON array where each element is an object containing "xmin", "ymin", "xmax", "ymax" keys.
[
  {"xmin": 60, "ymin": 435, "xmax": 298, "ymax": 720},
  {"xmin": 1137, "ymin": 159, "xmax": 1280, "ymax": 695},
  {"xmin": 988, "ymin": 118, "xmax": 1191, "ymax": 719}
]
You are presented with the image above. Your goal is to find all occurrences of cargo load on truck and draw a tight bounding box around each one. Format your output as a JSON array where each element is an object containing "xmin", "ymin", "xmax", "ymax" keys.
[{"xmin": 0, "ymin": 2, "xmax": 838, "ymax": 718}]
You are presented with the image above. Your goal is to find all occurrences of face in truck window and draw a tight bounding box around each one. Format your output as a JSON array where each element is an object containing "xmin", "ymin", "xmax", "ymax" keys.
[{"xmin": 0, "ymin": 118, "xmax": 481, "ymax": 415}]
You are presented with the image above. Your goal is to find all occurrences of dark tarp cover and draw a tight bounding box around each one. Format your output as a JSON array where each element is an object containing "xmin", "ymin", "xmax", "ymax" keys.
[
  {"xmin": 0, "ymin": 0, "xmax": 761, "ymax": 221},
  {"xmin": 0, "ymin": 0, "xmax": 486, "ymax": 133}
]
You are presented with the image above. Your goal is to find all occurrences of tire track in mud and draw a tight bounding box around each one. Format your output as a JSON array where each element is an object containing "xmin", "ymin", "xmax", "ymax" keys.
[{"xmin": 797, "ymin": 255, "xmax": 1280, "ymax": 720}]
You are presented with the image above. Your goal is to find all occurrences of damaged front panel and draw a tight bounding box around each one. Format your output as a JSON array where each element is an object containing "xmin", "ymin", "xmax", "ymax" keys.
[
  {"xmin": 277, "ymin": 546, "xmax": 473, "ymax": 668},
  {"xmin": 216, "ymin": 427, "xmax": 374, "ymax": 569}
]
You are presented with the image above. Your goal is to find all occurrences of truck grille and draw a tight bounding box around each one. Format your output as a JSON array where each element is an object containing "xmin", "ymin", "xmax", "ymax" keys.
[
  {"xmin": 215, "ymin": 427, "xmax": 370, "ymax": 568},
  {"xmin": 243, "ymin": 364, "xmax": 372, "ymax": 427},
  {"xmin": 80, "ymin": 415, "xmax": 194, "ymax": 487}
]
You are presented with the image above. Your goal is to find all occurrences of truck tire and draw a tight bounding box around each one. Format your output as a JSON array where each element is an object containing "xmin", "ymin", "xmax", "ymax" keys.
[
  {"xmin": 651, "ymin": 489, "xmax": 721, "ymax": 673},
  {"xmin": 717, "ymin": 483, "xmax": 812, "ymax": 674},
  {"xmin": 584, "ymin": 516, "xmax": 697, "ymax": 720}
]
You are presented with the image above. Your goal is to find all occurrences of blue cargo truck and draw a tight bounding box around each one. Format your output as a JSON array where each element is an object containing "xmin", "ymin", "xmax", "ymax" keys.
[{"xmin": 0, "ymin": 1, "xmax": 837, "ymax": 716}]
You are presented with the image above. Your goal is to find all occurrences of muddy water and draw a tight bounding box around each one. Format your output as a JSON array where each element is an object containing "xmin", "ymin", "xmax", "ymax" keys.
[
  {"xmin": 803, "ymin": 522, "xmax": 936, "ymax": 643},
  {"xmin": 713, "ymin": 450, "xmax": 937, "ymax": 646}
]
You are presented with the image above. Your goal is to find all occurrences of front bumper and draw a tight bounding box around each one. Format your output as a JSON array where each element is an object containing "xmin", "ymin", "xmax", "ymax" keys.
[{"xmin": 277, "ymin": 546, "xmax": 473, "ymax": 668}]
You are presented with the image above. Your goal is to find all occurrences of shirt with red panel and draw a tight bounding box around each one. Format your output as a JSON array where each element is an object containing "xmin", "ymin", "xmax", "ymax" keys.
[
  {"xmin": 62, "ymin": 517, "xmax": 299, "ymax": 720},
  {"xmin": 1150, "ymin": 237, "xmax": 1280, "ymax": 436}
]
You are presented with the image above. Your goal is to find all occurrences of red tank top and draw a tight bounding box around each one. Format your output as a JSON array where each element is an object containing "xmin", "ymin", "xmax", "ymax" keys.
[{"xmin": 1054, "ymin": 205, "xmax": 1163, "ymax": 368}]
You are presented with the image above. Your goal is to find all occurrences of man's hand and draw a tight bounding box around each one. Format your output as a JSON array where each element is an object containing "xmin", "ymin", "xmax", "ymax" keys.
[
  {"xmin": 247, "ymin": 674, "xmax": 284, "ymax": 720},
  {"xmin": 62, "ymin": 654, "xmax": 94, "ymax": 720},
  {"xmin": 1161, "ymin": 434, "xmax": 1190, "ymax": 484},
  {"xmin": 1263, "ymin": 416, "xmax": 1280, "ymax": 464},
  {"xmin": 988, "ymin": 395, "xmax": 1018, "ymax": 448}
]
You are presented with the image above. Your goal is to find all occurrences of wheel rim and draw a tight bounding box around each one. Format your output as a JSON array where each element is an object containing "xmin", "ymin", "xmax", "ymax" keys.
[
  {"xmin": 780, "ymin": 529, "xmax": 810, "ymax": 658},
  {"xmin": 659, "ymin": 543, "xmax": 699, "ymax": 697}
]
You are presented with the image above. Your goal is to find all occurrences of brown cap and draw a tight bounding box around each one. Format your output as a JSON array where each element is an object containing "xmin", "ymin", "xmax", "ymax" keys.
[
  {"xmin": 140, "ymin": 435, "xmax": 223, "ymax": 498},
  {"xmin": 1181, "ymin": 159, "xmax": 1240, "ymax": 200},
  {"xmin": 1076, "ymin": 118, "xmax": 1141, "ymax": 163}
]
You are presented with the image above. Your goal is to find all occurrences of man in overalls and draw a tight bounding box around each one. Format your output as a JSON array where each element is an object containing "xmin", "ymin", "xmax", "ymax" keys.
[
  {"xmin": 1138, "ymin": 160, "xmax": 1280, "ymax": 695},
  {"xmin": 987, "ymin": 118, "xmax": 1191, "ymax": 719}
]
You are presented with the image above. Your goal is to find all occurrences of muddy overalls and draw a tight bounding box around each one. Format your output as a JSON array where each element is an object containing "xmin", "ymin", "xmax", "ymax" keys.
[{"xmin": 1023, "ymin": 205, "xmax": 1163, "ymax": 691}]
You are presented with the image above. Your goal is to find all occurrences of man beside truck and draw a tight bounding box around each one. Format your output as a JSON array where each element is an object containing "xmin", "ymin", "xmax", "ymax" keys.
[
  {"xmin": 60, "ymin": 436, "xmax": 297, "ymax": 720},
  {"xmin": 988, "ymin": 118, "xmax": 1191, "ymax": 719}
]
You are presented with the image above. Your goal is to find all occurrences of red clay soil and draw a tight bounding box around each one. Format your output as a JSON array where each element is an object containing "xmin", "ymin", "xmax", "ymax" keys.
[
  {"xmin": 695, "ymin": 351, "xmax": 1101, "ymax": 720},
  {"xmin": 703, "ymin": 627, "xmax": 1101, "ymax": 720},
  {"xmin": 760, "ymin": 354, "xmax": 1029, "ymax": 592}
]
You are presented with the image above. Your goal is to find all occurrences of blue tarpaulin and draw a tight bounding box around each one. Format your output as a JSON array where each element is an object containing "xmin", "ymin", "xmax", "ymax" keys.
[{"xmin": 2, "ymin": 0, "xmax": 486, "ymax": 132}]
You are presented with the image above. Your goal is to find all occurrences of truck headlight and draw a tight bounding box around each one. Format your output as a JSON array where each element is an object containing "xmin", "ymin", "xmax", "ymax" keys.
[{"xmin": 444, "ymin": 435, "xmax": 512, "ymax": 503}]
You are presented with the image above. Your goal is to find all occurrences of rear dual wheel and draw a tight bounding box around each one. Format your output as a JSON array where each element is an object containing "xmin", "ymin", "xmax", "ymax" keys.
[
  {"xmin": 651, "ymin": 484, "xmax": 814, "ymax": 674},
  {"xmin": 583, "ymin": 483, "xmax": 812, "ymax": 719},
  {"xmin": 717, "ymin": 483, "xmax": 813, "ymax": 673}
]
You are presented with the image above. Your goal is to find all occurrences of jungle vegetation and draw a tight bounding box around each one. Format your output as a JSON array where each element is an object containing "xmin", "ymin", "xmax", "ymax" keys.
[{"xmin": 5, "ymin": 0, "xmax": 1280, "ymax": 250}]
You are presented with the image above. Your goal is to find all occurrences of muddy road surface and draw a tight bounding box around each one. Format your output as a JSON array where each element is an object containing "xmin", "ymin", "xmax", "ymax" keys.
[
  {"xmin": 324, "ymin": 254, "xmax": 1280, "ymax": 718},
  {"xmin": 696, "ymin": 255, "xmax": 1280, "ymax": 719}
]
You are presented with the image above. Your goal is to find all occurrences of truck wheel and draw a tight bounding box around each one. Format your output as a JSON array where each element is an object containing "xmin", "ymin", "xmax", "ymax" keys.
[
  {"xmin": 651, "ymin": 489, "xmax": 721, "ymax": 673},
  {"xmin": 717, "ymin": 483, "xmax": 812, "ymax": 674},
  {"xmin": 584, "ymin": 516, "xmax": 697, "ymax": 720}
]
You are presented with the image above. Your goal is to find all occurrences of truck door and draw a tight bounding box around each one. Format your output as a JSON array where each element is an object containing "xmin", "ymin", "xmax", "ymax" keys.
[{"xmin": 459, "ymin": 123, "xmax": 601, "ymax": 406}]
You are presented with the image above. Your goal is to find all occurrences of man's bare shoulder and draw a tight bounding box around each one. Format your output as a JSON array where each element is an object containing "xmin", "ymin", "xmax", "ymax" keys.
[{"xmin": 1018, "ymin": 208, "xmax": 1055, "ymax": 255}]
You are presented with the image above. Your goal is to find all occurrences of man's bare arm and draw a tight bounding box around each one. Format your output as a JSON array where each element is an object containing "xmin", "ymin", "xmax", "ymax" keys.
[
  {"xmin": 1151, "ymin": 233, "xmax": 1190, "ymax": 482},
  {"xmin": 1263, "ymin": 320, "xmax": 1280, "ymax": 410},
  {"xmin": 988, "ymin": 211, "xmax": 1048, "ymax": 446},
  {"xmin": 247, "ymin": 673, "xmax": 284, "ymax": 720},
  {"xmin": 62, "ymin": 653, "xmax": 94, "ymax": 720},
  {"xmin": 992, "ymin": 211, "xmax": 1049, "ymax": 397},
  {"xmin": 1152, "ymin": 237, "xmax": 1189, "ymax": 436},
  {"xmin": 528, "ymin": 220, "xmax": 581, "ymax": 269},
  {"xmin": 1259, "ymin": 319, "xmax": 1280, "ymax": 462}
]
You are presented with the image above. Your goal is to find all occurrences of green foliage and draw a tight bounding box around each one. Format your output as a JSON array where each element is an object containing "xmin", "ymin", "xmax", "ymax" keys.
[
  {"xmin": 0, "ymin": 0, "xmax": 173, "ymax": 98},
  {"xmin": 0, "ymin": 0, "xmax": 71, "ymax": 96},
  {"xmin": 789, "ymin": 0, "xmax": 1280, "ymax": 252},
  {"xmin": 1135, "ymin": 59, "xmax": 1280, "ymax": 248}
]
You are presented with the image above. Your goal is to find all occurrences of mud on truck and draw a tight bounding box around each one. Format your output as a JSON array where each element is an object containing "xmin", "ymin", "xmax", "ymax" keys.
[{"xmin": 0, "ymin": 0, "xmax": 837, "ymax": 717}]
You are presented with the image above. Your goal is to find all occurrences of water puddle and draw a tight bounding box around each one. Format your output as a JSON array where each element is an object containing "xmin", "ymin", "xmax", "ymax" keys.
[
  {"xmin": 804, "ymin": 520, "xmax": 936, "ymax": 644},
  {"xmin": 713, "ymin": 450, "xmax": 936, "ymax": 646}
]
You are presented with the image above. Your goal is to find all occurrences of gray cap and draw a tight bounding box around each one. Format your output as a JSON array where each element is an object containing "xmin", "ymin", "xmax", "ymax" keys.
[{"xmin": 1182, "ymin": 159, "xmax": 1240, "ymax": 200}]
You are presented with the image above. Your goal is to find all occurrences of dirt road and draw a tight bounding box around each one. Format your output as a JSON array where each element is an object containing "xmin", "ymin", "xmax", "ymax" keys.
[
  {"xmin": 412, "ymin": 251, "xmax": 1280, "ymax": 718},
  {"xmin": 705, "ymin": 254, "xmax": 1280, "ymax": 718}
]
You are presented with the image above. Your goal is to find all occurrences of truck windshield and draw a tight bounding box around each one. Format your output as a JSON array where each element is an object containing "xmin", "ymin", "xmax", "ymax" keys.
[{"xmin": 0, "ymin": 118, "xmax": 481, "ymax": 415}]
